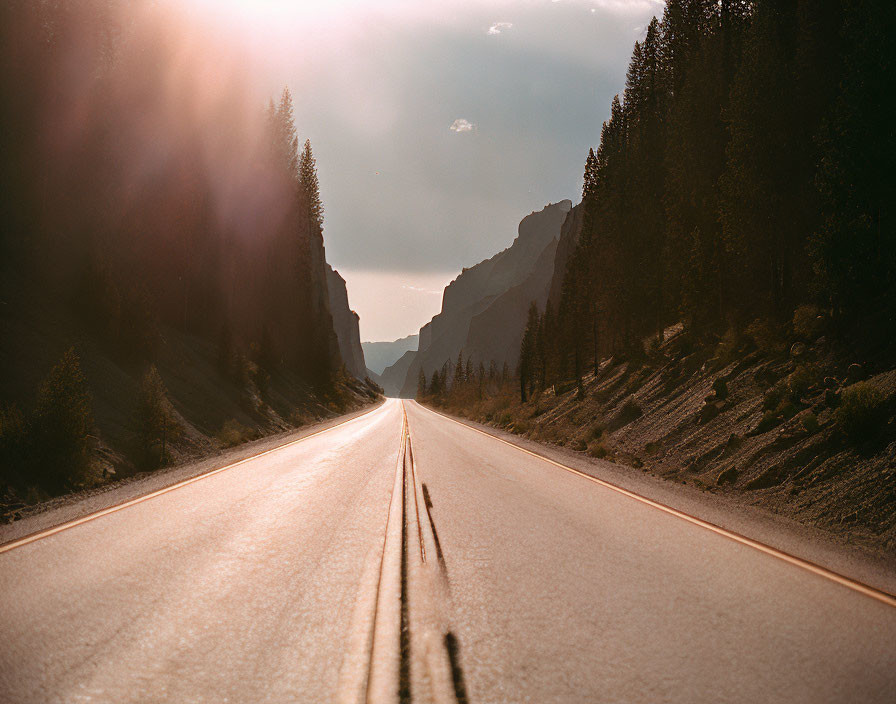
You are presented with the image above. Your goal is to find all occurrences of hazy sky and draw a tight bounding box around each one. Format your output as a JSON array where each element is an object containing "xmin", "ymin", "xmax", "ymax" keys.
[{"xmin": 186, "ymin": 0, "xmax": 664, "ymax": 341}]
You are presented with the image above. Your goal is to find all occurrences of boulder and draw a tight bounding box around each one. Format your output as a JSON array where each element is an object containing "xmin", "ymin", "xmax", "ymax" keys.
[{"xmin": 847, "ymin": 363, "xmax": 864, "ymax": 382}]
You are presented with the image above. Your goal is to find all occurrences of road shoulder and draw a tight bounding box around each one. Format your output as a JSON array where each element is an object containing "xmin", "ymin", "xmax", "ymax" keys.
[{"xmin": 415, "ymin": 402, "xmax": 896, "ymax": 599}]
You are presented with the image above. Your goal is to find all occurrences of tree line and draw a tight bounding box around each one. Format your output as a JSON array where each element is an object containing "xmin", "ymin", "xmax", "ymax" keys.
[{"xmin": 515, "ymin": 0, "xmax": 894, "ymax": 396}]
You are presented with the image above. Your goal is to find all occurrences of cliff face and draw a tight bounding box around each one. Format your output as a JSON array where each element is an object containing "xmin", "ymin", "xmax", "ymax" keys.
[
  {"xmin": 325, "ymin": 265, "xmax": 367, "ymax": 380},
  {"xmin": 362, "ymin": 334, "xmax": 419, "ymax": 376},
  {"xmin": 400, "ymin": 200, "xmax": 572, "ymax": 396},
  {"xmin": 546, "ymin": 202, "xmax": 584, "ymax": 313},
  {"xmin": 462, "ymin": 236, "xmax": 558, "ymax": 369},
  {"xmin": 379, "ymin": 349, "xmax": 418, "ymax": 397}
]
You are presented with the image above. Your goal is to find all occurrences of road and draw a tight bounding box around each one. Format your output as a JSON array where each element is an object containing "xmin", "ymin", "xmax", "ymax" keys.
[{"xmin": 1, "ymin": 398, "xmax": 894, "ymax": 703}]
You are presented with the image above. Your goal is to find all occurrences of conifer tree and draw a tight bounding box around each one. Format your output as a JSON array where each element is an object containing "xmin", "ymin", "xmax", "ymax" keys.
[
  {"xmin": 299, "ymin": 139, "xmax": 324, "ymax": 234},
  {"xmin": 453, "ymin": 351, "xmax": 465, "ymax": 394},
  {"xmin": 31, "ymin": 348, "xmax": 93, "ymax": 493},
  {"xmin": 417, "ymin": 368, "xmax": 427, "ymax": 398}
]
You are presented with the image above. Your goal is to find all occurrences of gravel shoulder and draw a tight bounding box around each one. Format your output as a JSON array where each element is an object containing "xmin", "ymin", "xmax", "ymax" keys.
[
  {"xmin": 0, "ymin": 399, "xmax": 385, "ymax": 546},
  {"xmin": 421, "ymin": 403, "xmax": 896, "ymax": 599}
]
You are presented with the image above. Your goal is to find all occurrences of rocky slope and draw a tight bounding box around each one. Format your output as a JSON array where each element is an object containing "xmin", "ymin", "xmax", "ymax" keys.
[
  {"xmin": 362, "ymin": 334, "xmax": 419, "ymax": 376},
  {"xmin": 326, "ymin": 265, "xmax": 367, "ymax": 380},
  {"xmin": 398, "ymin": 200, "xmax": 573, "ymax": 396}
]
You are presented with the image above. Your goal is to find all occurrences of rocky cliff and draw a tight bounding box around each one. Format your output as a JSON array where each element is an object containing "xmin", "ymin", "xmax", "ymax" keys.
[
  {"xmin": 380, "ymin": 349, "xmax": 418, "ymax": 397},
  {"xmin": 546, "ymin": 202, "xmax": 585, "ymax": 313},
  {"xmin": 400, "ymin": 200, "xmax": 572, "ymax": 396},
  {"xmin": 326, "ymin": 265, "xmax": 367, "ymax": 380}
]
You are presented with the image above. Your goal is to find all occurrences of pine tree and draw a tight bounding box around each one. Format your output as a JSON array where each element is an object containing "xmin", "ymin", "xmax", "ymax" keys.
[
  {"xmin": 299, "ymin": 139, "xmax": 324, "ymax": 234},
  {"xmin": 518, "ymin": 303, "xmax": 540, "ymax": 402},
  {"xmin": 31, "ymin": 348, "xmax": 93, "ymax": 493},
  {"xmin": 417, "ymin": 368, "xmax": 426, "ymax": 398},
  {"xmin": 137, "ymin": 365, "xmax": 176, "ymax": 469},
  {"xmin": 453, "ymin": 351, "xmax": 465, "ymax": 394}
]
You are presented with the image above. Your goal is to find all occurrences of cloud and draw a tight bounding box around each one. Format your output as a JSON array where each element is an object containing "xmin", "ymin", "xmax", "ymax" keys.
[
  {"xmin": 487, "ymin": 21, "xmax": 513, "ymax": 36},
  {"xmin": 449, "ymin": 118, "xmax": 476, "ymax": 133}
]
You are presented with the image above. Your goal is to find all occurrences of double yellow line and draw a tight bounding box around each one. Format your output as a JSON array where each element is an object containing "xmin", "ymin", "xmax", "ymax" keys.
[
  {"xmin": 0, "ymin": 402, "xmax": 385, "ymax": 555},
  {"xmin": 415, "ymin": 402, "xmax": 896, "ymax": 609}
]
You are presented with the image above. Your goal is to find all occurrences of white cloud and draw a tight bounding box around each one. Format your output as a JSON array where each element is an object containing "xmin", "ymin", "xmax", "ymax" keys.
[
  {"xmin": 449, "ymin": 118, "xmax": 476, "ymax": 133},
  {"xmin": 487, "ymin": 21, "xmax": 513, "ymax": 36}
]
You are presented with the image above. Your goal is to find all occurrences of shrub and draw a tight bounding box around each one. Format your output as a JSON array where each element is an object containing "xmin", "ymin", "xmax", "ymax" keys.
[
  {"xmin": 763, "ymin": 384, "xmax": 785, "ymax": 411},
  {"xmin": 715, "ymin": 327, "xmax": 744, "ymax": 366},
  {"xmin": 610, "ymin": 397, "xmax": 643, "ymax": 430},
  {"xmin": 30, "ymin": 349, "xmax": 93, "ymax": 493},
  {"xmin": 587, "ymin": 441, "xmax": 609, "ymax": 459},
  {"xmin": 787, "ymin": 365, "xmax": 816, "ymax": 401},
  {"xmin": 712, "ymin": 378, "xmax": 729, "ymax": 400},
  {"xmin": 754, "ymin": 411, "xmax": 782, "ymax": 435},
  {"xmin": 835, "ymin": 382, "xmax": 885, "ymax": 442},
  {"xmin": 792, "ymin": 304, "xmax": 822, "ymax": 340},
  {"xmin": 745, "ymin": 318, "xmax": 783, "ymax": 356},
  {"xmin": 801, "ymin": 413, "xmax": 820, "ymax": 434},
  {"xmin": 217, "ymin": 419, "xmax": 255, "ymax": 447}
]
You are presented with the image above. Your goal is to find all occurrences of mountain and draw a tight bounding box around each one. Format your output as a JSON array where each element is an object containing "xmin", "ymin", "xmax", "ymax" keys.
[
  {"xmin": 362, "ymin": 334, "xmax": 419, "ymax": 376},
  {"xmin": 379, "ymin": 349, "xmax": 418, "ymax": 397},
  {"xmin": 399, "ymin": 200, "xmax": 573, "ymax": 396},
  {"xmin": 546, "ymin": 202, "xmax": 584, "ymax": 313},
  {"xmin": 326, "ymin": 266, "xmax": 367, "ymax": 379}
]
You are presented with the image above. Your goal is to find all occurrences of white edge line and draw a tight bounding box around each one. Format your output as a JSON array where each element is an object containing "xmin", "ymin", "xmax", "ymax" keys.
[
  {"xmin": 413, "ymin": 401, "xmax": 896, "ymax": 608},
  {"xmin": 0, "ymin": 402, "xmax": 386, "ymax": 555}
]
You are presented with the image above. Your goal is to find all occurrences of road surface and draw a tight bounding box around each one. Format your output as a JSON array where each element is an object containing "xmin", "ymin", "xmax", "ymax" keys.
[{"xmin": 1, "ymin": 398, "xmax": 894, "ymax": 702}]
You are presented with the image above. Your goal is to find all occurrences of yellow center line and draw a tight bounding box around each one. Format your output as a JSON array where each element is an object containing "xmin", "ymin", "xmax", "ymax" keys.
[
  {"xmin": 415, "ymin": 402, "xmax": 896, "ymax": 609},
  {"xmin": 0, "ymin": 402, "xmax": 386, "ymax": 555}
]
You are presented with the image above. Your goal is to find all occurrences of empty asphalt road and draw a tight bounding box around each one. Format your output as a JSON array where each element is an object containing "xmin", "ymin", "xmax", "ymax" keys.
[{"xmin": 1, "ymin": 398, "xmax": 894, "ymax": 703}]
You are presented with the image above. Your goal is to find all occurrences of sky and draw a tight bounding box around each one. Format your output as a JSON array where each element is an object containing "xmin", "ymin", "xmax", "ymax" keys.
[{"xmin": 183, "ymin": 0, "xmax": 665, "ymax": 341}]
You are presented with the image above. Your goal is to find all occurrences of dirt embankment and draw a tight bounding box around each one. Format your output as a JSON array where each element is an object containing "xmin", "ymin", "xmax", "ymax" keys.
[{"xmin": 436, "ymin": 326, "xmax": 896, "ymax": 557}]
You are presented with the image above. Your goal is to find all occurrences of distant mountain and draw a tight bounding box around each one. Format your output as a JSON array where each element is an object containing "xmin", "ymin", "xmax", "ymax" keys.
[
  {"xmin": 326, "ymin": 265, "xmax": 367, "ymax": 380},
  {"xmin": 399, "ymin": 200, "xmax": 573, "ymax": 397},
  {"xmin": 362, "ymin": 334, "xmax": 419, "ymax": 375},
  {"xmin": 379, "ymin": 349, "xmax": 418, "ymax": 397}
]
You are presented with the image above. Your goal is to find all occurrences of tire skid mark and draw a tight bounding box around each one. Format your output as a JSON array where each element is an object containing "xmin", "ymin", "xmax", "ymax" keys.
[
  {"xmin": 404, "ymin": 403, "xmax": 470, "ymax": 704},
  {"xmin": 342, "ymin": 401, "xmax": 471, "ymax": 703},
  {"xmin": 337, "ymin": 405, "xmax": 407, "ymax": 704}
]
